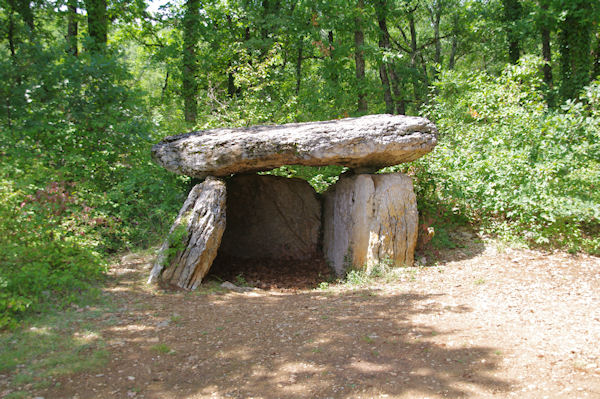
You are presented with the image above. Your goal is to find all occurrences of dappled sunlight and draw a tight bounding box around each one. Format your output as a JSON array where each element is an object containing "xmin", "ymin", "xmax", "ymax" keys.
[
  {"xmin": 21, "ymin": 239, "xmax": 600, "ymax": 398},
  {"xmin": 73, "ymin": 330, "xmax": 101, "ymax": 344},
  {"xmin": 72, "ymin": 280, "xmax": 510, "ymax": 398},
  {"xmin": 27, "ymin": 326, "xmax": 53, "ymax": 336}
]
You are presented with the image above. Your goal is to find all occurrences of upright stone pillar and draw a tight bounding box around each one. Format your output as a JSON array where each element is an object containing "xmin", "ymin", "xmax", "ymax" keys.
[
  {"xmin": 148, "ymin": 177, "xmax": 226, "ymax": 290},
  {"xmin": 323, "ymin": 173, "xmax": 418, "ymax": 275}
]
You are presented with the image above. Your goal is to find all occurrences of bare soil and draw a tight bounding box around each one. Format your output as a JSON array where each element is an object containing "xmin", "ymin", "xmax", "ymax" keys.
[{"xmin": 14, "ymin": 236, "xmax": 600, "ymax": 398}]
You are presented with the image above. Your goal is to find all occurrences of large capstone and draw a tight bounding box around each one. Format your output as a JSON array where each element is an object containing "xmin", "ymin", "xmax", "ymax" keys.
[
  {"xmin": 217, "ymin": 174, "xmax": 321, "ymax": 260},
  {"xmin": 148, "ymin": 177, "xmax": 226, "ymax": 290},
  {"xmin": 151, "ymin": 114, "xmax": 437, "ymax": 179},
  {"xmin": 323, "ymin": 173, "xmax": 418, "ymax": 275}
]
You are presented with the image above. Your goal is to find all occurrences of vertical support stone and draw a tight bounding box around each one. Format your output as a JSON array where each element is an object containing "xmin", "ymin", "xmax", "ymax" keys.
[
  {"xmin": 148, "ymin": 176, "xmax": 226, "ymax": 290},
  {"xmin": 323, "ymin": 173, "xmax": 418, "ymax": 275}
]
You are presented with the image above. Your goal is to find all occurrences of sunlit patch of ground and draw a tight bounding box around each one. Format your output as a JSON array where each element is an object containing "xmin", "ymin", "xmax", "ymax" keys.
[{"xmin": 2, "ymin": 238, "xmax": 599, "ymax": 398}]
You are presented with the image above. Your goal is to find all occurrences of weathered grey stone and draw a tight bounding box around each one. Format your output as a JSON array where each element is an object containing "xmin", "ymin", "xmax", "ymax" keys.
[
  {"xmin": 220, "ymin": 281, "xmax": 255, "ymax": 292},
  {"xmin": 152, "ymin": 114, "xmax": 437, "ymax": 179},
  {"xmin": 217, "ymin": 174, "xmax": 321, "ymax": 260},
  {"xmin": 148, "ymin": 177, "xmax": 226, "ymax": 290},
  {"xmin": 323, "ymin": 173, "xmax": 418, "ymax": 275}
]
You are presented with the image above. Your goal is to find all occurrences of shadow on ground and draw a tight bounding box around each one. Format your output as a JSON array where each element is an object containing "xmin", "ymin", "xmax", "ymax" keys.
[{"xmin": 37, "ymin": 256, "xmax": 512, "ymax": 399}]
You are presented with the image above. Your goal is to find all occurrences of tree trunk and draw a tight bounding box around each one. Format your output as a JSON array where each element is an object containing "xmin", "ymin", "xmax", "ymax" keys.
[
  {"xmin": 539, "ymin": 0, "xmax": 553, "ymax": 106},
  {"xmin": 427, "ymin": 0, "xmax": 442, "ymax": 75},
  {"xmin": 375, "ymin": 0, "xmax": 393, "ymax": 114},
  {"xmin": 592, "ymin": 33, "xmax": 600, "ymax": 80},
  {"xmin": 433, "ymin": 11, "xmax": 441, "ymax": 67},
  {"xmin": 8, "ymin": 10, "xmax": 16, "ymax": 59},
  {"xmin": 449, "ymin": 36, "xmax": 457, "ymax": 69},
  {"xmin": 67, "ymin": 0, "xmax": 78, "ymax": 56},
  {"xmin": 419, "ymin": 52, "xmax": 430, "ymax": 102},
  {"xmin": 8, "ymin": 0, "xmax": 34, "ymax": 32},
  {"xmin": 390, "ymin": 68, "xmax": 405, "ymax": 115},
  {"xmin": 559, "ymin": 0, "xmax": 592, "ymax": 100},
  {"xmin": 182, "ymin": 0, "xmax": 200, "ymax": 124},
  {"xmin": 379, "ymin": 64, "xmax": 394, "ymax": 114},
  {"xmin": 5, "ymin": 9, "xmax": 15, "ymax": 129},
  {"xmin": 7, "ymin": 9, "xmax": 22, "ymax": 87},
  {"xmin": 227, "ymin": 71, "xmax": 236, "ymax": 98},
  {"xmin": 375, "ymin": 0, "xmax": 404, "ymax": 114},
  {"xmin": 84, "ymin": 0, "xmax": 107, "ymax": 51},
  {"xmin": 328, "ymin": 30, "xmax": 338, "ymax": 83},
  {"xmin": 448, "ymin": 13, "xmax": 458, "ymax": 70},
  {"xmin": 227, "ymin": 60, "xmax": 237, "ymax": 98},
  {"xmin": 296, "ymin": 39, "xmax": 303, "ymax": 95},
  {"xmin": 503, "ymin": 0, "xmax": 522, "ymax": 64},
  {"xmin": 161, "ymin": 71, "xmax": 169, "ymax": 101},
  {"xmin": 354, "ymin": 0, "xmax": 368, "ymax": 113},
  {"xmin": 408, "ymin": 10, "xmax": 422, "ymax": 106}
]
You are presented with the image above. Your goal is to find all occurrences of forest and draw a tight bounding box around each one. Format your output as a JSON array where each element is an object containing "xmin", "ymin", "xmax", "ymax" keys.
[{"xmin": 1, "ymin": 0, "xmax": 599, "ymax": 328}]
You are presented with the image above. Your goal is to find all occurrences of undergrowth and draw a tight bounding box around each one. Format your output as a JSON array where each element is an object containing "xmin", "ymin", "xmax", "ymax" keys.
[
  {"xmin": 385, "ymin": 57, "xmax": 600, "ymax": 254},
  {"xmin": 0, "ymin": 291, "xmax": 113, "ymax": 395}
]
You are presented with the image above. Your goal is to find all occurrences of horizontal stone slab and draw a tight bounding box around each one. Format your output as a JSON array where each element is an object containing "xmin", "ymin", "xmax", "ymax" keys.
[{"xmin": 152, "ymin": 114, "xmax": 437, "ymax": 178}]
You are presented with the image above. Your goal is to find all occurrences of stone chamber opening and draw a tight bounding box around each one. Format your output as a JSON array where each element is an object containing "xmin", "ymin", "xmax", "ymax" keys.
[{"xmin": 205, "ymin": 173, "xmax": 334, "ymax": 290}]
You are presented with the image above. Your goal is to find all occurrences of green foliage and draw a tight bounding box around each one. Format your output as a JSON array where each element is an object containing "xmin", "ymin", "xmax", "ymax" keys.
[
  {"xmin": 0, "ymin": 39, "xmax": 186, "ymax": 327},
  {"xmin": 163, "ymin": 223, "xmax": 189, "ymax": 268},
  {"xmin": 0, "ymin": 176, "xmax": 106, "ymax": 328},
  {"xmin": 235, "ymin": 273, "xmax": 248, "ymax": 287},
  {"xmin": 150, "ymin": 343, "xmax": 173, "ymax": 354},
  {"xmin": 344, "ymin": 257, "xmax": 399, "ymax": 286},
  {"xmin": 0, "ymin": 303, "xmax": 112, "ymax": 390},
  {"xmin": 264, "ymin": 165, "xmax": 347, "ymax": 193},
  {"xmin": 411, "ymin": 56, "xmax": 600, "ymax": 253}
]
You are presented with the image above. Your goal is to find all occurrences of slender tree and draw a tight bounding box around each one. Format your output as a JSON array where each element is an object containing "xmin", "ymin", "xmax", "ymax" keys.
[
  {"xmin": 448, "ymin": 12, "xmax": 458, "ymax": 70},
  {"xmin": 182, "ymin": 0, "xmax": 200, "ymax": 123},
  {"xmin": 67, "ymin": 0, "xmax": 78, "ymax": 56},
  {"xmin": 84, "ymin": 0, "xmax": 107, "ymax": 50},
  {"xmin": 538, "ymin": 0, "xmax": 553, "ymax": 105},
  {"xmin": 425, "ymin": 0, "xmax": 443, "ymax": 69},
  {"xmin": 592, "ymin": 31, "xmax": 600, "ymax": 80},
  {"xmin": 375, "ymin": 0, "xmax": 394, "ymax": 114},
  {"xmin": 503, "ymin": 0, "xmax": 522, "ymax": 64},
  {"xmin": 559, "ymin": 0, "xmax": 592, "ymax": 99},
  {"xmin": 295, "ymin": 38, "xmax": 303, "ymax": 95},
  {"xmin": 407, "ymin": 6, "xmax": 423, "ymax": 105},
  {"xmin": 354, "ymin": 0, "xmax": 368, "ymax": 113}
]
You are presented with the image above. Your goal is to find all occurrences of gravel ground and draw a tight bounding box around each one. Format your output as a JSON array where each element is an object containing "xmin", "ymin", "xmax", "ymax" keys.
[{"xmin": 21, "ymin": 237, "xmax": 600, "ymax": 398}]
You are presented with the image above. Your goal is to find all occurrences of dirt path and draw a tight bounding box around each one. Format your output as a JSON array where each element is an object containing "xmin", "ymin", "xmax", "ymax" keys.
[{"xmin": 28, "ymin": 239, "xmax": 600, "ymax": 398}]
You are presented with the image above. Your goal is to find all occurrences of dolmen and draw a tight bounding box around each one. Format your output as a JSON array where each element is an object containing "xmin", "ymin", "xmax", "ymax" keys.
[{"xmin": 148, "ymin": 114, "xmax": 437, "ymax": 290}]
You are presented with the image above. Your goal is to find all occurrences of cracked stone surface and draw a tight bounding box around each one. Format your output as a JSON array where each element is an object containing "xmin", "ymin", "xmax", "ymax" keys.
[
  {"xmin": 323, "ymin": 173, "xmax": 418, "ymax": 275},
  {"xmin": 151, "ymin": 114, "xmax": 437, "ymax": 178}
]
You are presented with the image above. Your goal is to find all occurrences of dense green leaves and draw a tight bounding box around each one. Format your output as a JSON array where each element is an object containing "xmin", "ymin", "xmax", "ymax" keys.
[
  {"xmin": 0, "ymin": 9, "xmax": 187, "ymax": 326},
  {"xmin": 412, "ymin": 57, "xmax": 600, "ymax": 252}
]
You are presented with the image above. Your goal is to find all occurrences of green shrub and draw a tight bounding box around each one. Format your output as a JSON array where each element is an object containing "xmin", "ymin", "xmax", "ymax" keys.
[
  {"xmin": 0, "ymin": 45, "xmax": 187, "ymax": 328},
  {"xmin": 263, "ymin": 165, "xmax": 347, "ymax": 193},
  {"xmin": 0, "ymin": 178, "xmax": 106, "ymax": 328},
  {"xmin": 404, "ymin": 56, "xmax": 600, "ymax": 253}
]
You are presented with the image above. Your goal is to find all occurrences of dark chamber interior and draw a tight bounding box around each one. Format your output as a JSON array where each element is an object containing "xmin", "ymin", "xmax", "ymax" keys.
[
  {"xmin": 204, "ymin": 174, "xmax": 332, "ymax": 290},
  {"xmin": 207, "ymin": 256, "xmax": 332, "ymax": 290}
]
